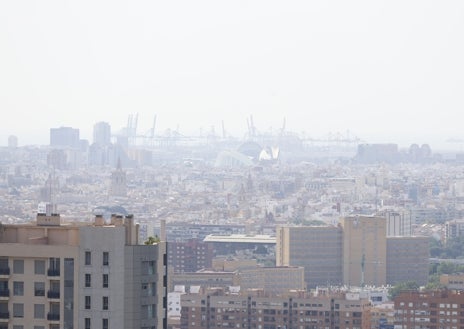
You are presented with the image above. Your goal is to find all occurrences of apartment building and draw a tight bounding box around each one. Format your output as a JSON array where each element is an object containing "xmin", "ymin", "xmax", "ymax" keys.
[
  {"xmin": 180, "ymin": 287, "xmax": 371, "ymax": 329},
  {"xmin": 168, "ymin": 239, "xmax": 214, "ymax": 273},
  {"xmin": 394, "ymin": 290, "xmax": 464, "ymax": 329},
  {"xmin": 0, "ymin": 211, "xmax": 167, "ymax": 329}
]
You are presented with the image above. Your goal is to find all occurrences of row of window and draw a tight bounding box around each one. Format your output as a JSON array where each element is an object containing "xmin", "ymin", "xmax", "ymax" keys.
[
  {"xmin": 84, "ymin": 251, "xmax": 109, "ymax": 266},
  {"xmin": 1, "ymin": 303, "xmax": 45, "ymax": 318},
  {"xmin": 84, "ymin": 295, "xmax": 109, "ymax": 310},
  {"xmin": 85, "ymin": 273, "xmax": 109, "ymax": 288},
  {"xmin": 3, "ymin": 280, "xmax": 59, "ymax": 297},
  {"xmin": 0, "ymin": 259, "xmax": 59, "ymax": 275},
  {"xmin": 85, "ymin": 317, "xmax": 109, "ymax": 329}
]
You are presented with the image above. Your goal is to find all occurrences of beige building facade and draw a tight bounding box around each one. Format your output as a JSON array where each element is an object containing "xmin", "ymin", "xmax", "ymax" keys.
[
  {"xmin": 340, "ymin": 216, "xmax": 387, "ymax": 287},
  {"xmin": 0, "ymin": 211, "xmax": 167, "ymax": 329}
]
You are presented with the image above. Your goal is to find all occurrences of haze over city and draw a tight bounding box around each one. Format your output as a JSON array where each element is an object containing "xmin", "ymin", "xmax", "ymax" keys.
[{"xmin": 1, "ymin": 0, "xmax": 464, "ymax": 149}]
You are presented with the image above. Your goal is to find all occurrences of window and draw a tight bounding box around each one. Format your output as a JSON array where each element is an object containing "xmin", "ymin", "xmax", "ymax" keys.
[
  {"xmin": 34, "ymin": 282, "xmax": 45, "ymax": 296},
  {"xmin": 13, "ymin": 303, "xmax": 24, "ymax": 318},
  {"xmin": 102, "ymin": 318, "xmax": 109, "ymax": 329},
  {"xmin": 102, "ymin": 296, "xmax": 109, "ymax": 310},
  {"xmin": 34, "ymin": 260, "xmax": 45, "ymax": 275},
  {"xmin": 85, "ymin": 274, "xmax": 91, "ymax": 287},
  {"xmin": 48, "ymin": 258, "xmax": 60, "ymax": 276},
  {"xmin": 148, "ymin": 261, "xmax": 155, "ymax": 275},
  {"xmin": 85, "ymin": 295, "xmax": 91, "ymax": 309},
  {"xmin": 85, "ymin": 318, "xmax": 91, "ymax": 329},
  {"xmin": 103, "ymin": 274, "xmax": 109, "ymax": 288},
  {"xmin": 34, "ymin": 304, "xmax": 45, "ymax": 319},
  {"xmin": 13, "ymin": 260, "xmax": 24, "ymax": 274},
  {"xmin": 85, "ymin": 251, "xmax": 91, "ymax": 266},
  {"xmin": 13, "ymin": 281, "xmax": 24, "ymax": 296},
  {"xmin": 13, "ymin": 326, "xmax": 24, "ymax": 329},
  {"xmin": 103, "ymin": 252, "xmax": 109, "ymax": 266},
  {"xmin": 34, "ymin": 326, "xmax": 45, "ymax": 329}
]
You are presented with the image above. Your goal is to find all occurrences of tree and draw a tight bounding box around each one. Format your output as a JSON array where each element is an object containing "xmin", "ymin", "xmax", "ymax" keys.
[
  {"xmin": 144, "ymin": 235, "xmax": 160, "ymax": 245},
  {"xmin": 389, "ymin": 281, "xmax": 419, "ymax": 300}
]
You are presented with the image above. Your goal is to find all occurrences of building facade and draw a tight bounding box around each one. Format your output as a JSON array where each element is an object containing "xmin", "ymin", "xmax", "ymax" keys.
[
  {"xmin": 394, "ymin": 290, "xmax": 464, "ymax": 329},
  {"xmin": 340, "ymin": 216, "xmax": 387, "ymax": 287},
  {"xmin": 0, "ymin": 212, "xmax": 167, "ymax": 329},
  {"xmin": 180, "ymin": 288, "xmax": 371, "ymax": 329},
  {"xmin": 168, "ymin": 239, "xmax": 214, "ymax": 273},
  {"xmin": 276, "ymin": 225, "xmax": 343, "ymax": 288},
  {"xmin": 386, "ymin": 236, "xmax": 429, "ymax": 286}
]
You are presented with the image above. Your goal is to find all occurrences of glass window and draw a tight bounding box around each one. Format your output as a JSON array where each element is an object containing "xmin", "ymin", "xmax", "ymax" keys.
[
  {"xmin": 34, "ymin": 304, "xmax": 45, "ymax": 319},
  {"xmin": 85, "ymin": 274, "xmax": 91, "ymax": 287},
  {"xmin": 85, "ymin": 251, "xmax": 91, "ymax": 266},
  {"xmin": 102, "ymin": 318, "xmax": 109, "ymax": 329},
  {"xmin": 13, "ymin": 326, "xmax": 24, "ymax": 329},
  {"xmin": 13, "ymin": 260, "xmax": 24, "ymax": 274},
  {"xmin": 34, "ymin": 260, "xmax": 45, "ymax": 275},
  {"xmin": 13, "ymin": 281, "xmax": 24, "ymax": 296},
  {"xmin": 34, "ymin": 326, "xmax": 45, "ymax": 329},
  {"xmin": 148, "ymin": 261, "xmax": 155, "ymax": 275},
  {"xmin": 34, "ymin": 282, "xmax": 45, "ymax": 296},
  {"xmin": 103, "ymin": 252, "xmax": 109, "ymax": 266},
  {"xmin": 102, "ymin": 296, "xmax": 109, "ymax": 310},
  {"xmin": 85, "ymin": 318, "xmax": 91, "ymax": 329},
  {"xmin": 48, "ymin": 258, "xmax": 60, "ymax": 276},
  {"xmin": 13, "ymin": 303, "xmax": 24, "ymax": 318},
  {"xmin": 85, "ymin": 296, "xmax": 91, "ymax": 309},
  {"xmin": 103, "ymin": 274, "xmax": 109, "ymax": 288}
]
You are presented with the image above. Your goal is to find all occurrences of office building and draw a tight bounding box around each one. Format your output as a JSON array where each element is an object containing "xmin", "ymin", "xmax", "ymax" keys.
[
  {"xmin": 93, "ymin": 121, "xmax": 111, "ymax": 146},
  {"xmin": 0, "ymin": 211, "xmax": 167, "ymax": 329},
  {"xmin": 50, "ymin": 127, "xmax": 80, "ymax": 149},
  {"xmin": 340, "ymin": 216, "xmax": 387, "ymax": 287},
  {"xmin": 276, "ymin": 225, "xmax": 343, "ymax": 288},
  {"xmin": 7, "ymin": 135, "xmax": 18, "ymax": 149},
  {"xmin": 386, "ymin": 236, "xmax": 429, "ymax": 286},
  {"xmin": 383, "ymin": 210, "xmax": 412, "ymax": 237}
]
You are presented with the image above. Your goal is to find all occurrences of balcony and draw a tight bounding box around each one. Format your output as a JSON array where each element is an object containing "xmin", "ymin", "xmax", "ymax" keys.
[
  {"xmin": 0, "ymin": 312, "xmax": 9, "ymax": 320},
  {"xmin": 47, "ymin": 269, "xmax": 60, "ymax": 277},
  {"xmin": 47, "ymin": 290, "xmax": 60, "ymax": 299},
  {"xmin": 0, "ymin": 269, "xmax": 9, "ymax": 277},
  {"xmin": 0, "ymin": 290, "xmax": 9, "ymax": 298},
  {"xmin": 47, "ymin": 312, "xmax": 60, "ymax": 321}
]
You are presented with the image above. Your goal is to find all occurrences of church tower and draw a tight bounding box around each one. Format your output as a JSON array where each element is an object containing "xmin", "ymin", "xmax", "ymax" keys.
[{"xmin": 109, "ymin": 158, "xmax": 127, "ymax": 197}]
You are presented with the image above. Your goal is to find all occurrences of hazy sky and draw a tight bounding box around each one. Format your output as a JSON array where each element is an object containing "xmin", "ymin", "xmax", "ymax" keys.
[{"xmin": 1, "ymin": 1, "xmax": 463, "ymax": 149}]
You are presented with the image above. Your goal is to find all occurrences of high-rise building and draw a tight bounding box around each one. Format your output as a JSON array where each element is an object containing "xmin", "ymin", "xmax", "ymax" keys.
[
  {"xmin": 276, "ymin": 225, "xmax": 343, "ymax": 288},
  {"xmin": 7, "ymin": 135, "xmax": 18, "ymax": 149},
  {"xmin": 386, "ymin": 236, "xmax": 429, "ymax": 286},
  {"xmin": 383, "ymin": 210, "xmax": 412, "ymax": 237},
  {"xmin": 340, "ymin": 216, "xmax": 387, "ymax": 287},
  {"xmin": 50, "ymin": 127, "xmax": 80, "ymax": 149},
  {"xmin": 0, "ymin": 211, "xmax": 167, "ymax": 329},
  {"xmin": 93, "ymin": 122, "xmax": 111, "ymax": 146}
]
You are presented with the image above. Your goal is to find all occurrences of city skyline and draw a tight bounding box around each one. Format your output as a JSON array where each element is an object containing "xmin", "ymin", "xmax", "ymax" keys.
[{"xmin": 1, "ymin": 1, "xmax": 464, "ymax": 150}]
